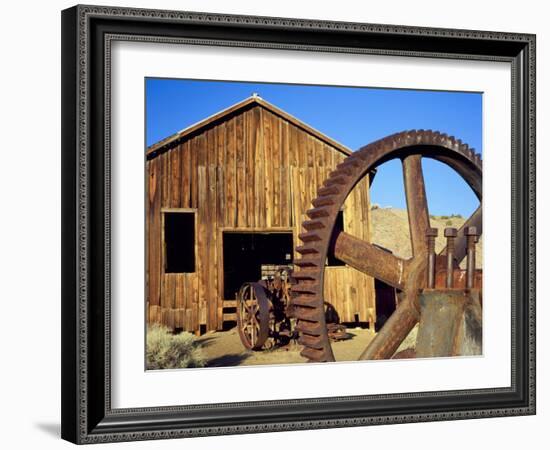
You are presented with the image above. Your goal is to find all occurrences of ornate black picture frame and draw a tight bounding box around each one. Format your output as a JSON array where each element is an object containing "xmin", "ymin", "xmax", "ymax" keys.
[{"xmin": 61, "ymin": 4, "xmax": 536, "ymax": 444}]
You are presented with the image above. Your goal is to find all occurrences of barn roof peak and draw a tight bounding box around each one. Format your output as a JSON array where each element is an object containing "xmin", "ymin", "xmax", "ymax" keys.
[{"xmin": 146, "ymin": 95, "xmax": 352, "ymax": 159}]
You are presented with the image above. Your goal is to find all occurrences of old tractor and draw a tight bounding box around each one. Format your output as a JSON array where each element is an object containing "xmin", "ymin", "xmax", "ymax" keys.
[
  {"xmin": 236, "ymin": 266, "xmax": 346, "ymax": 350},
  {"xmin": 237, "ymin": 130, "xmax": 482, "ymax": 362}
]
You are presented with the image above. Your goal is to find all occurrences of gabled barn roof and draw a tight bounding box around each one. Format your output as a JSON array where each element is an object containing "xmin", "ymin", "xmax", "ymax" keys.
[{"xmin": 146, "ymin": 95, "xmax": 353, "ymax": 160}]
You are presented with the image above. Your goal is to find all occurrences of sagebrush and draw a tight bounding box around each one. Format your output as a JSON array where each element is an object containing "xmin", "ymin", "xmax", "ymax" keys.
[{"xmin": 146, "ymin": 324, "xmax": 205, "ymax": 369}]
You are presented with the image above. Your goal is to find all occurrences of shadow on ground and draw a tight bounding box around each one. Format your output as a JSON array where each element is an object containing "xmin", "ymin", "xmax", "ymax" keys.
[
  {"xmin": 196, "ymin": 336, "xmax": 218, "ymax": 349},
  {"xmin": 206, "ymin": 352, "xmax": 251, "ymax": 367}
]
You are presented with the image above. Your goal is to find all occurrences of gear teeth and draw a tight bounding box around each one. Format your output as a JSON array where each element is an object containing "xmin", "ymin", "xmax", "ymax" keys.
[
  {"xmin": 306, "ymin": 207, "xmax": 331, "ymax": 219},
  {"xmin": 292, "ymin": 282, "xmax": 318, "ymax": 295},
  {"xmin": 324, "ymin": 175, "xmax": 348, "ymax": 186},
  {"xmin": 296, "ymin": 320, "xmax": 324, "ymax": 336},
  {"xmin": 293, "ymin": 305, "xmax": 323, "ymax": 321},
  {"xmin": 330, "ymin": 166, "xmax": 354, "ymax": 178},
  {"xmin": 292, "ymin": 269, "xmax": 317, "ymax": 281},
  {"xmin": 312, "ymin": 195, "xmax": 336, "ymax": 207},
  {"xmin": 404, "ymin": 130, "xmax": 416, "ymax": 144},
  {"xmin": 294, "ymin": 257, "xmax": 320, "ymax": 268},
  {"xmin": 455, "ymin": 138, "xmax": 463, "ymax": 149},
  {"xmin": 317, "ymin": 185, "xmax": 341, "ymax": 196},
  {"xmin": 300, "ymin": 346, "xmax": 329, "ymax": 362},
  {"xmin": 298, "ymin": 334, "xmax": 324, "ymax": 349},
  {"xmin": 337, "ymin": 159, "xmax": 361, "ymax": 170},
  {"xmin": 302, "ymin": 219, "xmax": 326, "ymax": 231},
  {"xmin": 299, "ymin": 231, "xmax": 322, "ymax": 243},
  {"xmin": 290, "ymin": 295, "xmax": 318, "ymax": 307},
  {"xmin": 296, "ymin": 245, "xmax": 319, "ymax": 255}
]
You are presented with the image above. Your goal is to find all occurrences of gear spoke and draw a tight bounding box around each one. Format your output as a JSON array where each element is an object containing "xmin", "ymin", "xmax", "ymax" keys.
[
  {"xmin": 333, "ymin": 230, "xmax": 409, "ymax": 290},
  {"xmin": 359, "ymin": 292, "xmax": 419, "ymax": 360},
  {"xmin": 402, "ymin": 154, "xmax": 431, "ymax": 258}
]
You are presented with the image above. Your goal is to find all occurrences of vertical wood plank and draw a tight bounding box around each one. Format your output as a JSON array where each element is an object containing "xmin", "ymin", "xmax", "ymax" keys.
[
  {"xmin": 216, "ymin": 122, "xmax": 226, "ymax": 228},
  {"xmin": 225, "ymin": 117, "xmax": 237, "ymax": 227},
  {"xmin": 263, "ymin": 109, "xmax": 273, "ymax": 227},
  {"xmin": 160, "ymin": 153, "xmax": 169, "ymax": 208},
  {"xmin": 235, "ymin": 113, "xmax": 246, "ymax": 227},
  {"xmin": 208, "ymin": 165, "xmax": 218, "ymax": 330},
  {"xmin": 148, "ymin": 158, "xmax": 161, "ymax": 309},
  {"xmin": 170, "ymin": 145, "xmax": 181, "ymax": 208},
  {"xmin": 245, "ymin": 110, "xmax": 256, "ymax": 228},
  {"xmin": 289, "ymin": 167, "xmax": 298, "ymax": 257},
  {"xmin": 190, "ymin": 137, "xmax": 198, "ymax": 208},
  {"xmin": 280, "ymin": 121, "xmax": 290, "ymax": 227},
  {"xmin": 181, "ymin": 141, "xmax": 191, "ymax": 208},
  {"xmin": 192, "ymin": 273, "xmax": 199, "ymax": 331},
  {"xmin": 272, "ymin": 115, "xmax": 281, "ymax": 227},
  {"xmin": 197, "ymin": 165, "xmax": 207, "ymax": 326},
  {"xmin": 255, "ymin": 107, "xmax": 266, "ymax": 228},
  {"xmin": 289, "ymin": 123, "xmax": 299, "ymax": 167},
  {"xmin": 175, "ymin": 274, "xmax": 184, "ymax": 310}
]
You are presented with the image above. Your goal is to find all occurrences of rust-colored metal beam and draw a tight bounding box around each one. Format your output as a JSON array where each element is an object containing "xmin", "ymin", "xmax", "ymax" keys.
[
  {"xmin": 402, "ymin": 154, "xmax": 431, "ymax": 258},
  {"xmin": 433, "ymin": 269, "xmax": 482, "ymax": 290},
  {"xmin": 333, "ymin": 230, "xmax": 408, "ymax": 290},
  {"xmin": 358, "ymin": 294, "xmax": 419, "ymax": 360}
]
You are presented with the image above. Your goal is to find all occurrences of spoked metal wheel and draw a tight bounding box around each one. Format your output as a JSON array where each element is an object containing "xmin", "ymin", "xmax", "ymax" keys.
[
  {"xmin": 291, "ymin": 130, "xmax": 483, "ymax": 362},
  {"xmin": 237, "ymin": 282, "xmax": 271, "ymax": 350}
]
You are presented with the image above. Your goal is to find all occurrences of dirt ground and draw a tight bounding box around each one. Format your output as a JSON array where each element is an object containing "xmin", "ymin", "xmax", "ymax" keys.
[{"xmin": 197, "ymin": 327, "xmax": 378, "ymax": 367}]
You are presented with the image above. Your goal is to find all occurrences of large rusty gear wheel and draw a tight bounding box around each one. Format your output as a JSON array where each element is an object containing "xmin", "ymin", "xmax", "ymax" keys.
[{"xmin": 291, "ymin": 130, "xmax": 482, "ymax": 362}]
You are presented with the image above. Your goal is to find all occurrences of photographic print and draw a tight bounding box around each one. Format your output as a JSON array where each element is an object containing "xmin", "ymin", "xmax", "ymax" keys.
[
  {"xmin": 145, "ymin": 79, "xmax": 482, "ymax": 369},
  {"xmin": 61, "ymin": 6, "xmax": 535, "ymax": 442}
]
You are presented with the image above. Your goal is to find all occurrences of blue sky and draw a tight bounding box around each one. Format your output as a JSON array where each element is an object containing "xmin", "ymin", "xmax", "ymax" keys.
[{"xmin": 146, "ymin": 78, "xmax": 482, "ymax": 217}]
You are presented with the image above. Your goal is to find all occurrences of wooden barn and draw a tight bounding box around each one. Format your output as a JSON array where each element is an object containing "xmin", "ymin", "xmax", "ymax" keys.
[{"xmin": 146, "ymin": 95, "xmax": 378, "ymax": 334}]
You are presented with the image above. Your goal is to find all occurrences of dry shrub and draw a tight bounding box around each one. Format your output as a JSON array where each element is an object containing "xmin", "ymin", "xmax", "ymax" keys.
[{"xmin": 146, "ymin": 324, "xmax": 205, "ymax": 370}]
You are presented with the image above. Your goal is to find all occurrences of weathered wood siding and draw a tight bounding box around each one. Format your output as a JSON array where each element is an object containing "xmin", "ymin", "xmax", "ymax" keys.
[{"xmin": 146, "ymin": 104, "xmax": 375, "ymax": 332}]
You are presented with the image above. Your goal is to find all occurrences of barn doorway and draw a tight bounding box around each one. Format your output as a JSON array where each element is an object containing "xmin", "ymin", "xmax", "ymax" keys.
[
  {"xmin": 222, "ymin": 232, "xmax": 293, "ymax": 300},
  {"xmin": 374, "ymin": 279, "xmax": 397, "ymax": 331}
]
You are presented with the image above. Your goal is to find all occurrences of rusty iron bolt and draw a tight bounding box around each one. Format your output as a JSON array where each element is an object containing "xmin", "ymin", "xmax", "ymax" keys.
[
  {"xmin": 464, "ymin": 226, "xmax": 479, "ymax": 241},
  {"xmin": 444, "ymin": 228, "xmax": 458, "ymax": 288},
  {"xmin": 426, "ymin": 228, "xmax": 438, "ymax": 288},
  {"xmin": 426, "ymin": 228, "xmax": 438, "ymax": 237},
  {"xmin": 464, "ymin": 226, "xmax": 479, "ymax": 289},
  {"xmin": 444, "ymin": 228, "xmax": 458, "ymax": 238}
]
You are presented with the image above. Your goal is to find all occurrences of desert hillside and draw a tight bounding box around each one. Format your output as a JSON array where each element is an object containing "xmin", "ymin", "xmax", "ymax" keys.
[{"xmin": 369, "ymin": 207, "xmax": 482, "ymax": 268}]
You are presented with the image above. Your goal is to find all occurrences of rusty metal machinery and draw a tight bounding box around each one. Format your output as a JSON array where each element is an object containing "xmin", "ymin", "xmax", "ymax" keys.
[
  {"xmin": 236, "ymin": 267, "xmax": 295, "ymax": 350},
  {"xmin": 236, "ymin": 267, "xmax": 347, "ymax": 350},
  {"xmin": 291, "ymin": 130, "xmax": 483, "ymax": 363}
]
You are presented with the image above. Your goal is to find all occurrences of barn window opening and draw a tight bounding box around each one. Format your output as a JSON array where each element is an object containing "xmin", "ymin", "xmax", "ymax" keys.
[
  {"xmin": 164, "ymin": 211, "xmax": 195, "ymax": 273},
  {"xmin": 222, "ymin": 232, "xmax": 293, "ymax": 300},
  {"xmin": 327, "ymin": 210, "xmax": 345, "ymax": 266}
]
